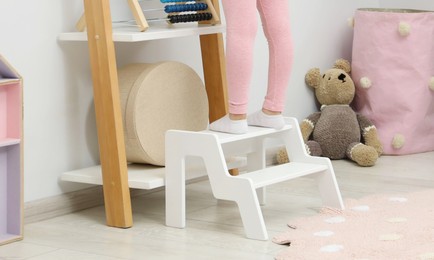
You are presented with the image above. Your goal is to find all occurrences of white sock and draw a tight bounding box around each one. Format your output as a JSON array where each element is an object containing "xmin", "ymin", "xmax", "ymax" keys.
[
  {"xmin": 209, "ymin": 115, "xmax": 248, "ymax": 134},
  {"xmin": 247, "ymin": 110, "xmax": 285, "ymax": 129}
]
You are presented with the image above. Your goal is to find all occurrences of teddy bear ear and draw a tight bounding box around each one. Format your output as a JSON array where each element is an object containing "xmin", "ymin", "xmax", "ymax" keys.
[
  {"xmin": 305, "ymin": 68, "xmax": 321, "ymax": 89},
  {"xmin": 333, "ymin": 59, "xmax": 351, "ymax": 73}
]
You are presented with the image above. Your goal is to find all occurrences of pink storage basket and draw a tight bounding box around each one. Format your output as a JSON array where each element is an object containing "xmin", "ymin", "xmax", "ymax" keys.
[{"xmin": 352, "ymin": 8, "xmax": 434, "ymax": 155}]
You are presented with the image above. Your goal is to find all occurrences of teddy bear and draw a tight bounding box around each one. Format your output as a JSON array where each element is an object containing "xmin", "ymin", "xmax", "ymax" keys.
[{"xmin": 277, "ymin": 59, "xmax": 383, "ymax": 166}]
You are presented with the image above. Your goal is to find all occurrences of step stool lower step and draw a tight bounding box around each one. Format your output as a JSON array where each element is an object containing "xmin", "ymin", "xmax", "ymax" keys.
[{"xmin": 236, "ymin": 162, "xmax": 328, "ymax": 189}]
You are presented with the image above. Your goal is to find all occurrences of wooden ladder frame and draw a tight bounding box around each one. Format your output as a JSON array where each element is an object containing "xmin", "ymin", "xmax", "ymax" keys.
[
  {"xmin": 78, "ymin": 0, "xmax": 220, "ymax": 32},
  {"xmin": 82, "ymin": 0, "xmax": 227, "ymax": 228}
]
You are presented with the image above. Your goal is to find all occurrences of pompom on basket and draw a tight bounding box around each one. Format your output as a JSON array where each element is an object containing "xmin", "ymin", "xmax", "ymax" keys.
[{"xmin": 351, "ymin": 8, "xmax": 434, "ymax": 155}]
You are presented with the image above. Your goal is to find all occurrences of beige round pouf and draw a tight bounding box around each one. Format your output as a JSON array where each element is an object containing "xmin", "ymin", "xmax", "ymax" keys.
[{"xmin": 118, "ymin": 61, "xmax": 209, "ymax": 166}]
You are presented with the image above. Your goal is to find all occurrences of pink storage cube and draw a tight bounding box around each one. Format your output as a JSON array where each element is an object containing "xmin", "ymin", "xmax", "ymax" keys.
[{"xmin": 352, "ymin": 8, "xmax": 434, "ymax": 155}]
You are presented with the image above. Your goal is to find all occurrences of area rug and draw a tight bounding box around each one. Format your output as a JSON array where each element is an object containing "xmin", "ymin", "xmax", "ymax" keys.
[{"xmin": 273, "ymin": 189, "xmax": 434, "ymax": 260}]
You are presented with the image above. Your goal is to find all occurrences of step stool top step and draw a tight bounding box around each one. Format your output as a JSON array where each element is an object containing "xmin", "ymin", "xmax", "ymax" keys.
[{"xmin": 201, "ymin": 124, "xmax": 293, "ymax": 144}]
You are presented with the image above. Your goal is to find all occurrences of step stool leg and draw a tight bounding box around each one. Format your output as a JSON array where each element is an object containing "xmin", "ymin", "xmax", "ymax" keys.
[
  {"xmin": 256, "ymin": 187, "xmax": 266, "ymax": 206},
  {"xmin": 316, "ymin": 163, "xmax": 344, "ymax": 209},
  {"xmin": 247, "ymin": 147, "xmax": 266, "ymax": 205},
  {"xmin": 166, "ymin": 130, "xmax": 270, "ymax": 240},
  {"xmin": 234, "ymin": 180, "xmax": 268, "ymax": 240},
  {"xmin": 283, "ymin": 117, "xmax": 344, "ymax": 209},
  {"xmin": 165, "ymin": 138, "xmax": 187, "ymax": 228},
  {"xmin": 203, "ymin": 150, "xmax": 269, "ymax": 240},
  {"xmin": 166, "ymin": 130, "xmax": 225, "ymax": 229}
]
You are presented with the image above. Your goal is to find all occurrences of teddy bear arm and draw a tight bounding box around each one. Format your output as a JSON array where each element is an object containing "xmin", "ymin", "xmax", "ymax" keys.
[
  {"xmin": 300, "ymin": 112, "xmax": 321, "ymax": 142},
  {"xmin": 357, "ymin": 114, "xmax": 383, "ymax": 156}
]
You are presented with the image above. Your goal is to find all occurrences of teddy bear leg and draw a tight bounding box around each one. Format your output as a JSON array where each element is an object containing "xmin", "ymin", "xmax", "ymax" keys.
[
  {"xmin": 363, "ymin": 126, "xmax": 383, "ymax": 156},
  {"xmin": 346, "ymin": 142, "xmax": 378, "ymax": 167},
  {"xmin": 306, "ymin": 140, "xmax": 322, "ymax": 156},
  {"xmin": 276, "ymin": 148, "xmax": 289, "ymax": 164}
]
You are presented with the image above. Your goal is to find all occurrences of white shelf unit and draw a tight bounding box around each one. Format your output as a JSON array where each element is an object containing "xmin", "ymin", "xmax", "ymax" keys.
[
  {"xmin": 58, "ymin": 23, "xmax": 225, "ymax": 42},
  {"xmin": 59, "ymin": 22, "xmax": 227, "ymax": 191},
  {"xmin": 0, "ymin": 56, "xmax": 23, "ymax": 245},
  {"xmin": 61, "ymin": 157, "xmax": 245, "ymax": 190}
]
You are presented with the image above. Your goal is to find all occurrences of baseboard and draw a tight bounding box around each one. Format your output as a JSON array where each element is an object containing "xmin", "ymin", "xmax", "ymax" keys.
[{"xmin": 23, "ymin": 186, "xmax": 163, "ymax": 224}]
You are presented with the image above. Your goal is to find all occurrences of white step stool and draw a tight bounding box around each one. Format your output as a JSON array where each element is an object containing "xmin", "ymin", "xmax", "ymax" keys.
[{"xmin": 165, "ymin": 117, "xmax": 344, "ymax": 240}]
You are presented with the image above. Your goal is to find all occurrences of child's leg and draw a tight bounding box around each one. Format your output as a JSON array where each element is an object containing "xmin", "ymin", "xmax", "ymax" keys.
[
  {"xmin": 209, "ymin": 0, "xmax": 258, "ymax": 134},
  {"xmin": 257, "ymin": 0, "xmax": 293, "ymax": 113},
  {"xmin": 221, "ymin": 0, "xmax": 259, "ymax": 115},
  {"xmin": 248, "ymin": 0, "xmax": 293, "ymax": 129}
]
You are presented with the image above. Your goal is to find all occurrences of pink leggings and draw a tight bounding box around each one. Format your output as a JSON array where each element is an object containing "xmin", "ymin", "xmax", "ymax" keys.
[{"xmin": 221, "ymin": 0, "xmax": 293, "ymax": 114}]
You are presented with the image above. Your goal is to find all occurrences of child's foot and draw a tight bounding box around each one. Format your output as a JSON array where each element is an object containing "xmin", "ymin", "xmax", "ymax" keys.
[
  {"xmin": 209, "ymin": 114, "xmax": 248, "ymax": 134},
  {"xmin": 247, "ymin": 110, "xmax": 285, "ymax": 129}
]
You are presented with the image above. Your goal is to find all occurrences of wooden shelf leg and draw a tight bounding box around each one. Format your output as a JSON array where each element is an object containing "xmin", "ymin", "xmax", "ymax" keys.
[
  {"xmin": 200, "ymin": 32, "xmax": 228, "ymax": 123},
  {"xmin": 199, "ymin": 0, "xmax": 228, "ymax": 122},
  {"xmin": 83, "ymin": 0, "xmax": 133, "ymax": 228}
]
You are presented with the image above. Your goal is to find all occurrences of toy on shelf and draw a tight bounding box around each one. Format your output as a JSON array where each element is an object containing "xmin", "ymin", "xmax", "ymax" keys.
[
  {"xmin": 143, "ymin": 3, "xmax": 213, "ymax": 23},
  {"xmin": 75, "ymin": 0, "xmax": 220, "ymax": 32},
  {"xmin": 118, "ymin": 61, "xmax": 209, "ymax": 166},
  {"xmin": 277, "ymin": 59, "xmax": 383, "ymax": 167}
]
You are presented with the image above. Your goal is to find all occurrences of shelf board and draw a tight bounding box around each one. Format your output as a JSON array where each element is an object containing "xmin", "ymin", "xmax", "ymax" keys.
[
  {"xmin": 61, "ymin": 157, "xmax": 246, "ymax": 190},
  {"xmin": 0, "ymin": 234, "xmax": 22, "ymax": 246},
  {"xmin": 0, "ymin": 138, "xmax": 20, "ymax": 148},
  {"xmin": 0, "ymin": 78, "xmax": 20, "ymax": 86},
  {"xmin": 62, "ymin": 164, "xmax": 171, "ymax": 190},
  {"xmin": 58, "ymin": 23, "xmax": 225, "ymax": 42}
]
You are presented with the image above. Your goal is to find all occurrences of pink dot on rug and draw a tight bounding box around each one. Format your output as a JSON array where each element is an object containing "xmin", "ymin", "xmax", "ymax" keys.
[
  {"xmin": 388, "ymin": 197, "xmax": 408, "ymax": 202},
  {"xmin": 385, "ymin": 217, "xmax": 407, "ymax": 223},
  {"xmin": 379, "ymin": 233, "xmax": 402, "ymax": 241},
  {"xmin": 324, "ymin": 216, "xmax": 346, "ymax": 223},
  {"xmin": 351, "ymin": 205, "xmax": 370, "ymax": 211},
  {"xmin": 418, "ymin": 252, "xmax": 434, "ymax": 259},
  {"xmin": 313, "ymin": 230, "xmax": 334, "ymax": 237},
  {"xmin": 320, "ymin": 244, "xmax": 344, "ymax": 252}
]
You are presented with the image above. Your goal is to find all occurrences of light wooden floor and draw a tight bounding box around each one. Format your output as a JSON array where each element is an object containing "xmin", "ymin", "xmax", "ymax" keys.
[{"xmin": 1, "ymin": 151, "xmax": 434, "ymax": 259}]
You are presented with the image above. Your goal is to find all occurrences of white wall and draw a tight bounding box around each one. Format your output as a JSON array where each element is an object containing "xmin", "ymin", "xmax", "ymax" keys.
[{"xmin": 0, "ymin": 0, "xmax": 431, "ymax": 202}]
